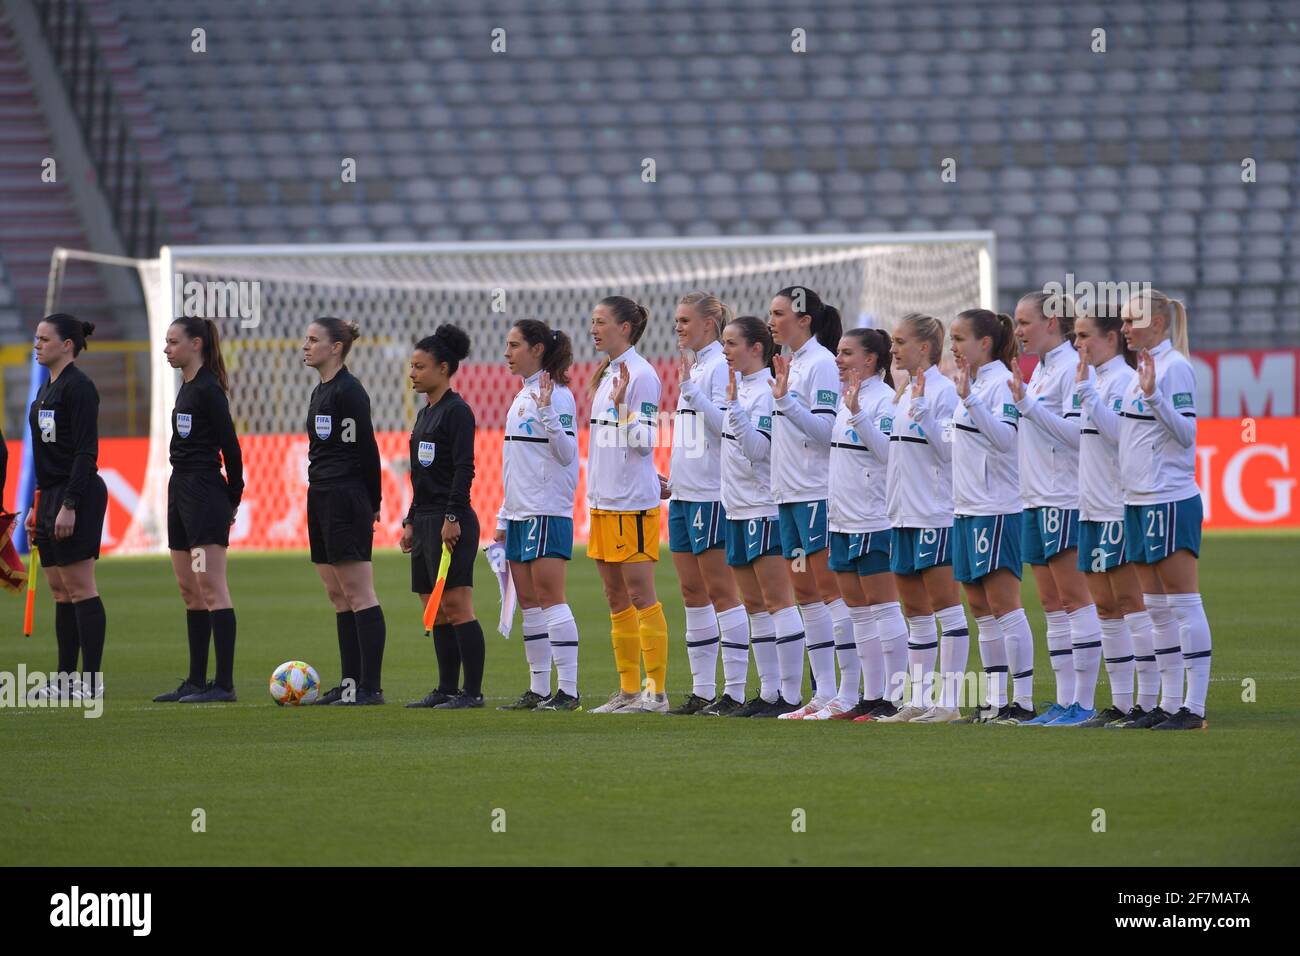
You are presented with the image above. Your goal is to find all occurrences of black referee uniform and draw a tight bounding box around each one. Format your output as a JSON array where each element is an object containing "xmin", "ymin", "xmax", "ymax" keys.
[
  {"xmin": 306, "ymin": 364, "xmax": 386, "ymax": 702},
  {"xmin": 167, "ymin": 364, "xmax": 244, "ymax": 695},
  {"xmin": 29, "ymin": 362, "xmax": 108, "ymax": 688},
  {"xmin": 1, "ymin": 420, "xmax": 7, "ymax": 504},
  {"xmin": 406, "ymin": 388, "xmax": 487, "ymax": 704}
]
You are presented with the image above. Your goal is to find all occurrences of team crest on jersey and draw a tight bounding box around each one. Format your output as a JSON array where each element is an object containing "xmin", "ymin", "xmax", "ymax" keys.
[
  {"xmin": 418, "ymin": 441, "xmax": 435, "ymax": 466},
  {"xmin": 315, "ymin": 414, "xmax": 332, "ymax": 439},
  {"xmin": 176, "ymin": 413, "xmax": 192, "ymax": 438}
]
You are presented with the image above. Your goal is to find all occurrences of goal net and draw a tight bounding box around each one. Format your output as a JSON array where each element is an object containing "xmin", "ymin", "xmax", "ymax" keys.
[{"xmin": 106, "ymin": 234, "xmax": 994, "ymax": 554}]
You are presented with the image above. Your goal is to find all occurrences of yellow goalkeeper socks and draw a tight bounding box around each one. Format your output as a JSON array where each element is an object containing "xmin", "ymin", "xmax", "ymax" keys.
[
  {"xmin": 637, "ymin": 601, "xmax": 669, "ymax": 696},
  {"xmin": 610, "ymin": 605, "xmax": 641, "ymax": 694}
]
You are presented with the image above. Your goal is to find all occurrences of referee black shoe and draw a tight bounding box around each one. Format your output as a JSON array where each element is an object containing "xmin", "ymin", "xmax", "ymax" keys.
[
  {"xmin": 153, "ymin": 679, "xmax": 204, "ymax": 702},
  {"xmin": 497, "ymin": 689, "xmax": 546, "ymax": 711},
  {"xmin": 699, "ymin": 695, "xmax": 744, "ymax": 716},
  {"xmin": 667, "ymin": 693, "xmax": 714, "ymax": 716},
  {"xmin": 752, "ymin": 695, "xmax": 799, "ymax": 718},
  {"xmin": 315, "ymin": 685, "xmax": 346, "ymax": 706},
  {"xmin": 535, "ymin": 690, "xmax": 581, "ymax": 711},
  {"xmin": 1150, "ymin": 706, "xmax": 1208, "ymax": 731},
  {"xmin": 178, "ymin": 681, "xmax": 237, "ymax": 703},
  {"xmin": 332, "ymin": 687, "xmax": 386, "ymax": 706},
  {"xmin": 406, "ymin": 688, "xmax": 455, "ymax": 708},
  {"xmin": 435, "ymin": 690, "xmax": 485, "ymax": 709},
  {"xmin": 728, "ymin": 695, "xmax": 773, "ymax": 718}
]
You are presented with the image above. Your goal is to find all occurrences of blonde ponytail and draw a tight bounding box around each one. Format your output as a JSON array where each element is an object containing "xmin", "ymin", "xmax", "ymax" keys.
[{"xmin": 1169, "ymin": 298, "xmax": 1190, "ymax": 356}]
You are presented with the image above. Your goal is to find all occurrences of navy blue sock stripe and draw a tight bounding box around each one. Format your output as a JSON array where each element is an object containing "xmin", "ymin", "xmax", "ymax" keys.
[
  {"xmin": 806, "ymin": 641, "xmax": 835, "ymax": 651},
  {"xmin": 1154, "ymin": 645, "xmax": 1182, "ymax": 655},
  {"xmin": 1072, "ymin": 640, "xmax": 1102, "ymax": 650},
  {"xmin": 1104, "ymin": 655, "xmax": 1135, "ymax": 664},
  {"xmin": 686, "ymin": 636, "xmax": 721, "ymax": 648},
  {"xmin": 1183, "ymin": 650, "xmax": 1212, "ymax": 660},
  {"xmin": 1013, "ymin": 668, "xmax": 1034, "ymax": 679},
  {"xmin": 751, "ymin": 635, "xmax": 777, "ymax": 644},
  {"xmin": 833, "ymin": 643, "xmax": 855, "ymax": 651},
  {"xmin": 1049, "ymin": 648, "xmax": 1072, "ymax": 657},
  {"xmin": 983, "ymin": 665, "xmax": 1009, "ymax": 673},
  {"xmin": 523, "ymin": 632, "xmax": 550, "ymax": 642},
  {"xmin": 907, "ymin": 640, "xmax": 939, "ymax": 650},
  {"xmin": 720, "ymin": 641, "xmax": 749, "ymax": 649},
  {"xmin": 1134, "ymin": 655, "xmax": 1157, "ymax": 662},
  {"xmin": 550, "ymin": 641, "xmax": 578, "ymax": 647},
  {"xmin": 775, "ymin": 632, "xmax": 804, "ymax": 645}
]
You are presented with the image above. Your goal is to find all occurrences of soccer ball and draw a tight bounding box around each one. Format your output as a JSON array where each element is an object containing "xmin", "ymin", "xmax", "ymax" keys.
[{"xmin": 269, "ymin": 660, "xmax": 320, "ymax": 706}]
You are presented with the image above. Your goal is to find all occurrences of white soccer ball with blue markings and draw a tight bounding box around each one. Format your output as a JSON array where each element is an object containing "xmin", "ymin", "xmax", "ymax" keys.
[{"xmin": 269, "ymin": 660, "xmax": 320, "ymax": 706}]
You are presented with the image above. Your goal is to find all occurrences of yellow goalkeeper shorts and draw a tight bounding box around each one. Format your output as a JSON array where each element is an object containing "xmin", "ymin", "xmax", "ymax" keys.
[{"xmin": 587, "ymin": 509, "xmax": 659, "ymax": 563}]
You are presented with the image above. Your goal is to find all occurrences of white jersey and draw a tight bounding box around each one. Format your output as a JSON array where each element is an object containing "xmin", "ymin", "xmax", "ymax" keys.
[
  {"xmin": 586, "ymin": 347, "xmax": 662, "ymax": 512},
  {"xmin": 828, "ymin": 375, "xmax": 894, "ymax": 534},
  {"xmin": 1117, "ymin": 339, "xmax": 1199, "ymax": 505},
  {"xmin": 720, "ymin": 368, "xmax": 778, "ymax": 520},
  {"xmin": 1074, "ymin": 355, "xmax": 1137, "ymax": 522},
  {"xmin": 770, "ymin": 337, "xmax": 840, "ymax": 503},
  {"xmin": 1016, "ymin": 340, "xmax": 1081, "ymax": 509},
  {"xmin": 886, "ymin": 365, "xmax": 958, "ymax": 529},
  {"xmin": 952, "ymin": 361, "xmax": 1022, "ymax": 516},
  {"xmin": 669, "ymin": 340, "xmax": 728, "ymax": 503},
  {"xmin": 497, "ymin": 371, "xmax": 580, "ymax": 526}
]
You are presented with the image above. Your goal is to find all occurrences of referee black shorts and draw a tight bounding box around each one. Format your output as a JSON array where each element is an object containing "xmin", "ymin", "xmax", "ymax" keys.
[
  {"xmin": 32, "ymin": 476, "xmax": 107, "ymax": 567},
  {"xmin": 167, "ymin": 471, "xmax": 234, "ymax": 551},
  {"xmin": 307, "ymin": 480, "xmax": 375, "ymax": 565},
  {"xmin": 410, "ymin": 509, "xmax": 479, "ymax": 594}
]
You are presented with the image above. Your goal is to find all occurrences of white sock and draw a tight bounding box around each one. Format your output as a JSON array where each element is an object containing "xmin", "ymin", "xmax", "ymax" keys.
[
  {"xmin": 717, "ymin": 604, "xmax": 750, "ymax": 704},
  {"xmin": 974, "ymin": 614, "xmax": 1008, "ymax": 708},
  {"xmin": 1146, "ymin": 593, "xmax": 1184, "ymax": 712},
  {"xmin": 1127, "ymin": 609, "xmax": 1159, "ymax": 710},
  {"xmin": 1045, "ymin": 609, "xmax": 1074, "ymax": 706},
  {"xmin": 684, "ymin": 604, "xmax": 720, "ymax": 699},
  {"xmin": 998, "ymin": 607, "xmax": 1035, "ymax": 708},
  {"xmin": 1069, "ymin": 604, "xmax": 1102, "ymax": 711},
  {"xmin": 772, "ymin": 605, "xmax": 805, "ymax": 705},
  {"xmin": 852, "ymin": 604, "xmax": 884, "ymax": 701},
  {"xmin": 935, "ymin": 604, "xmax": 969, "ymax": 710},
  {"xmin": 545, "ymin": 603, "xmax": 580, "ymax": 696},
  {"xmin": 522, "ymin": 606, "xmax": 552, "ymax": 697},
  {"xmin": 1167, "ymin": 592, "xmax": 1212, "ymax": 717},
  {"xmin": 799, "ymin": 601, "xmax": 837, "ymax": 702},
  {"xmin": 1099, "ymin": 617, "xmax": 1135, "ymax": 713},
  {"xmin": 748, "ymin": 611, "xmax": 779, "ymax": 703},
  {"xmin": 829, "ymin": 599, "xmax": 859, "ymax": 705},
  {"xmin": 875, "ymin": 602, "xmax": 909, "ymax": 704},
  {"xmin": 906, "ymin": 613, "xmax": 938, "ymax": 708}
]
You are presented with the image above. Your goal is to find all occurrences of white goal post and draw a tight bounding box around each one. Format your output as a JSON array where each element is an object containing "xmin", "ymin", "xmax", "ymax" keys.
[{"xmin": 45, "ymin": 233, "xmax": 996, "ymax": 554}]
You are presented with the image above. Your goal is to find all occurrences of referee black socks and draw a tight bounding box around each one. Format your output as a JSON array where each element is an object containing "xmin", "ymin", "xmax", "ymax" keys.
[
  {"xmin": 186, "ymin": 609, "xmax": 211, "ymax": 686},
  {"xmin": 355, "ymin": 605, "xmax": 386, "ymax": 693},
  {"xmin": 432, "ymin": 623, "xmax": 460, "ymax": 694},
  {"xmin": 73, "ymin": 595, "xmax": 106, "ymax": 696},
  {"xmin": 336, "ymin": 610, "xmax": 360, "ymax": 687},
  {"xmin": 55, "ymin": 601, "xmax": 79, "ymax": 675},
  {"xmin": 454, "ymin": 619, "xmax": 486, "ymax": 697},
  {"xmin": 212, "ymin": 608, "xmax": 237, "ymax": 692}
]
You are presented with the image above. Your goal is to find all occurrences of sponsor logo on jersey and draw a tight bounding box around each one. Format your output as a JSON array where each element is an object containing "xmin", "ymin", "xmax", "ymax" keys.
[
  {"xmin": 38, "ymin": 409, "xmax": 55, "ymax": 435},
  {"xmin": 314, "ymin": 414, "xmax": 332, "ymax": 440},
  {"xmin": 758, "ymin": 415, "xmax": 772, "ymax": 430},
  {"xmin": 176, "ymin": 413, "xmax": 192, "ymax": 438},
  {"xmin": 639, "ymin": 401, "xmax": 657, "ymax": 420},
  {"xmin": 816, "ymin": 389, "xmax": 837, "ymax": 406},
  {"xmin": 847, "ymin": 427, "xmax": 860, "ymax": 443},
  {"xmin": 1003, "ymin": 403, "xmax": 1020, "ymax": 419},
  {"xmin": 1173, "ymin": 392, "xmax": 1194, "ymax": 409},
  {"xmin": 1072, "ymin": 393, "xmax": 1082, "ymax": 408},
  {"xmin": 519, "ymin": 416, "xmax": 540, "ymax": 435},
  {"xmin": 559, "ymin": 413, "xmax": 574, "ymax": 429},
  {"xmin": 418, "ymin": 441, "xmax": 435, "ymax": 466},
  {"xmin": 1113, "ymin": 398, "xmax": 1123, "ymax": 411},
  {"xmin": 880, "ymin": 415, "xmax": 893, "ymax": 434}
]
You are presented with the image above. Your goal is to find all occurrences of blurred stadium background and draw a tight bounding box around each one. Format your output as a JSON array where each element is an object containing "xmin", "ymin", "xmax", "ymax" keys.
[{"xmin": 1, "ymin": 0, "xmax": 1297, "ymax": 546}]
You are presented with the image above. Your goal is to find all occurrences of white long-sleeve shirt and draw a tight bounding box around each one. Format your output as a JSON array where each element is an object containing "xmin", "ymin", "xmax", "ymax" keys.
[
  {"xmin": 829, "ymin": 375, "xmax": 894, "ymax": 534},
  {"xmin": 952, "ymin": 361, "xmax": 1022, "ymax": 516},
  {"xmin": 1075, "ymin": 354, "xmax": 1137, "ymax": 522},
  {"xmin": 886, "ymin": 365, "xmax": 958, "ymax": 529},
  {"xmin": 771, "ymin": 337, "xmax": 840, "ymax": 503},
  {"xmin": 1016, "ymin": 339, "xmax": 1081, "ymax": 509},
  {"xmin": 1117, "ymin": 339, "xmax": 1199, "ymax": 505},
  {"xmin": 721, "ymin": 368, "xmax": 778, "ymax": 520},
  {"xmin": 586, "ymin": 347, "xmax": 662, "ymax": 511},
  {"xmin": 669, "ymin": 340, "xmax": 728, "ymax": 502},
  {"xmin": 497, "ymin": 371, "xmax": 580, "ymax": 526}
]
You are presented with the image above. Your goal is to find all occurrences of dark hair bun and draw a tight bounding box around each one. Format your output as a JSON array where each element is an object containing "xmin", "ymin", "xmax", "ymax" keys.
[
  {"xmin": 81, "ymin": 321, "xmax": 96, "ymax": 337},
  {"xmin": 433, "ymin": 323, "xmax": 470, "ymax": 362}
]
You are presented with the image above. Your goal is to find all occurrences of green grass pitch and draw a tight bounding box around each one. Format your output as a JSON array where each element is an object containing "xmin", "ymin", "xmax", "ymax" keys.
[{"xmin": 2, "ymin": 533, "xmax": 1297, "ymax": 866}]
